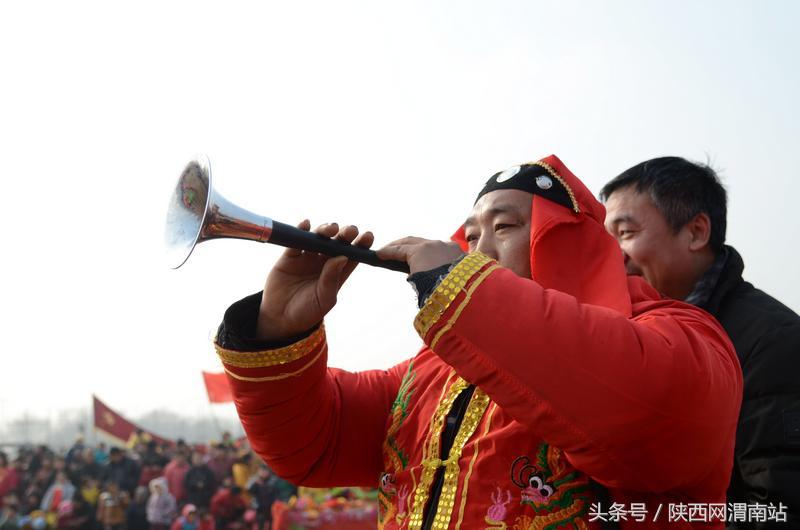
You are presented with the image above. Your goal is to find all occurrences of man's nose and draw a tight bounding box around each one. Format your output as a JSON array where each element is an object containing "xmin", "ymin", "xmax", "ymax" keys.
[{"xmin": 475, "ymin": 235, "xmax": 499, "ymax": 260}]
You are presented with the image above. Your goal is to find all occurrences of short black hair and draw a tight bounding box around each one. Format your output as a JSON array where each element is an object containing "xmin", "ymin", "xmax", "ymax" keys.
[{"xmin": 600, "ymin": 156, "xmax": 727, "ymax": 253}]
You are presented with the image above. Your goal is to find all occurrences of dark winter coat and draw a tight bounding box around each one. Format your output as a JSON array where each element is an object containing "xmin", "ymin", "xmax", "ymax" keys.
[
  {"xmin": 699, "ymin": 246, "xmax": 800, "ymax": 528},
  {"xmin": 183, "ymin": 466, "xmax": 217, "ymax": 509},
  {"xmin": 102, "ymin": 457, "xmax": 140, "ymax": 495}
]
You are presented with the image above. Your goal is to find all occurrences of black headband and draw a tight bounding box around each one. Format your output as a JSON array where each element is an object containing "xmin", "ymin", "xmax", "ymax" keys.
[{"xmin": 475, "ymin": 163, "xmax": 576, "ymax": 212}]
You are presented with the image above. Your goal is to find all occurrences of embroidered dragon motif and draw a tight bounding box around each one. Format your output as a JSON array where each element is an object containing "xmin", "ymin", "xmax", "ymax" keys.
[
  {"xmin": 379, "ymin": 362, "xmax": 416, "ymax": 528},
  {"xmin": 385, "ymin": 361, "xmax": 416, "ymax": 470},
  {"xmin": 508, "ymin": 443, "xmax": 592, "ymax": 529}
]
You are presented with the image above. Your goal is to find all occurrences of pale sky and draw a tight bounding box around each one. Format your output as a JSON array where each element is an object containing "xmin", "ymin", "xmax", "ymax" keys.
[{"xmin": 1, "ymin": 1, "xmax": 798, "ymax": 426}]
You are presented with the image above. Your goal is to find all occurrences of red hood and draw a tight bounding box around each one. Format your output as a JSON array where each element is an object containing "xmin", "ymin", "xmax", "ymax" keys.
[{"xmin": 453, "ymin": 154, "xmax": 632, "ymax": 316}]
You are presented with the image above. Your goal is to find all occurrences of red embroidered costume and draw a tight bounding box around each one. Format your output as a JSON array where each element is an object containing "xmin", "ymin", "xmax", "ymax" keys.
[{"xmin": 215, "ymin": 156, "xmax": 742, "ymax": 529}]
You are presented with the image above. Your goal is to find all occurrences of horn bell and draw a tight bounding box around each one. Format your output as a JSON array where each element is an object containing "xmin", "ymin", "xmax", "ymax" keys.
[{"xmin": 164, "ymin": 155, "xmax": 273, "ymax": 269}]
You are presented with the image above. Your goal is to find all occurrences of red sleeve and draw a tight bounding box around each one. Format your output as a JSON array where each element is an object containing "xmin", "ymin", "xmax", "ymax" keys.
[
  {"xmin": 216, "ymin": 324, "xmax": 408, "ymax": 487},
  {"xmin": 415, "ymin": 252, "xmax": 743, "ymax": 492}
]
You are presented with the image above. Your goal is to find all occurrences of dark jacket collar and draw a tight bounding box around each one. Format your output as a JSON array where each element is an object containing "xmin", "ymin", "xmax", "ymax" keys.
[{"xmin": 698, "ymin": 245, "xmax": 745, "ymax": 314}]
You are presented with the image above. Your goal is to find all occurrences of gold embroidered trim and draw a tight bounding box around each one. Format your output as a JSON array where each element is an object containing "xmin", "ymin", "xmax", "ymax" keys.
[
  {"xmin": 407, "ymin": 379, "xmax": 491, "ymax": 530},
  {"xmin": 421, "ymin": 371, "xmax": 458, "ymax": 465},
  {"xmin": 455, "ymin": 403, "xmax": 497, "ymax": 530},
  {"xmin": 531, "ymin": 161, "xmax": 581, "ymax": 213},
  {"xmin": 223, "ymin": 345, "xmax": 326, "ymax": 382},
  {"xmin": 407, "ymin": 376, "xmax": 468, "ymax": 530},
  {"xmin": 430, "ymin": 388, "xmax": 490, "ymax": 530},
  {"xmin": 215, "ymin": 325, "xmax": 325, "ymax": 368},
  {"xmin": 529, "ymin": 502, "xmax": 589, "ymax": 529},
  {"xmin": 414, "ymin": 252, "xmax": 495, "ymax": 339},
  {"xmin": 429, "ymin": 263, "xmax": 500, "ymax": 352}
]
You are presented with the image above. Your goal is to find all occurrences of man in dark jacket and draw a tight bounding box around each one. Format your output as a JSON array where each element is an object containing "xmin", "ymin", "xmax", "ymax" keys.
[
  {"xmin": 102, "ymin": 448, "xmax": 140, "ymax": 496},
  {"xmin": 601, "ymin": 156, "xmax": 800, "ymax": 528},
  {"xmin": 183, "ymin": 452, "xmax": 217, "ymax": 510},
  {"xmin": 247, "ymin": 466, "xmax": 297, "ymax": 530}
]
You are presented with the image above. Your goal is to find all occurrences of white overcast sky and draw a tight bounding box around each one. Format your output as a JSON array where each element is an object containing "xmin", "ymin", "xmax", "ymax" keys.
[{"xmin": 1, "ymin": 1, "xmax": 798, "ymax": 425}]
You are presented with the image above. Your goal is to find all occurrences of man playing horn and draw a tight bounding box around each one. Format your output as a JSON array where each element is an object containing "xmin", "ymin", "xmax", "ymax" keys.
[{"xmin": 214, "ymin": 155, "xmax": 742, "ymax": 529}]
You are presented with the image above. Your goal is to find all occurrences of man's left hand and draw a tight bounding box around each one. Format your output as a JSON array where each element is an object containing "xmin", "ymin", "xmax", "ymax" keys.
[{"xmin": 377, "ymin": 237, "xmax": 465, "ymax": 275}]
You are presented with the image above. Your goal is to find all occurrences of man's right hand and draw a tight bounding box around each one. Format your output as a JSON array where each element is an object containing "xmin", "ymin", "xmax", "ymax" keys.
[{"xmin": 256, "ymin": 220, "xmax": 374, "ymax": 342}]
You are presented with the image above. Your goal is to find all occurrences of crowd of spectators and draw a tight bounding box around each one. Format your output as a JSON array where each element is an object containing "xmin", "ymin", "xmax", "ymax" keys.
[{"xmin": 0, "ymin": 432, "xmax": 296, "ymax": 530}]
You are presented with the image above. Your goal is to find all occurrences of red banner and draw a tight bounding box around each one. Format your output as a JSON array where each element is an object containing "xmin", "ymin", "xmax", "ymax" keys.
[
  {"xmin": 92, "ymin": 395, "xmax": 172, "ymax": 446},
  {"xmin": 202, "ymin": 371, "xmax": 234, "ymax": 403}
]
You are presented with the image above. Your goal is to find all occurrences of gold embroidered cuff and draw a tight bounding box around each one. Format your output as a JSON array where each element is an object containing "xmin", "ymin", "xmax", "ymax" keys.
[
  {"xmin": 413, "ymin": 252, "xmax": 496, "ymax": 340},
  {"xmin": 215, "ymin": 324, "xmax": 325, "ymax": 368},
  {"xmin": 223, "ymin": 345, "xmax": 327, "ymax": 382}
]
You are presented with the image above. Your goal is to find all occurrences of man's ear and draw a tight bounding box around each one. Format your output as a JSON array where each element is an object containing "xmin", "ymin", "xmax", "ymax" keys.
[{"xmin": 686, "ymin": 213, "xmax": 712, "ymax": 251}]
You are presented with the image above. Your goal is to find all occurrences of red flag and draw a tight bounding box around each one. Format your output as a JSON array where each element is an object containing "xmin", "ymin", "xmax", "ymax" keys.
[
  {"xmin": 92, "ymin": 395, "xmax": 172, "ymax": 446},
  {"xmin": 202, "ymin": 371, "xmax": 233, "ymax": 403}
]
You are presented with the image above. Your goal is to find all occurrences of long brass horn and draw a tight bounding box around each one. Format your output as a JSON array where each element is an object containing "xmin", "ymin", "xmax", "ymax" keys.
[{"xmin": 165, "ymin": 155, "xmax": 409, "ymax": 272}]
